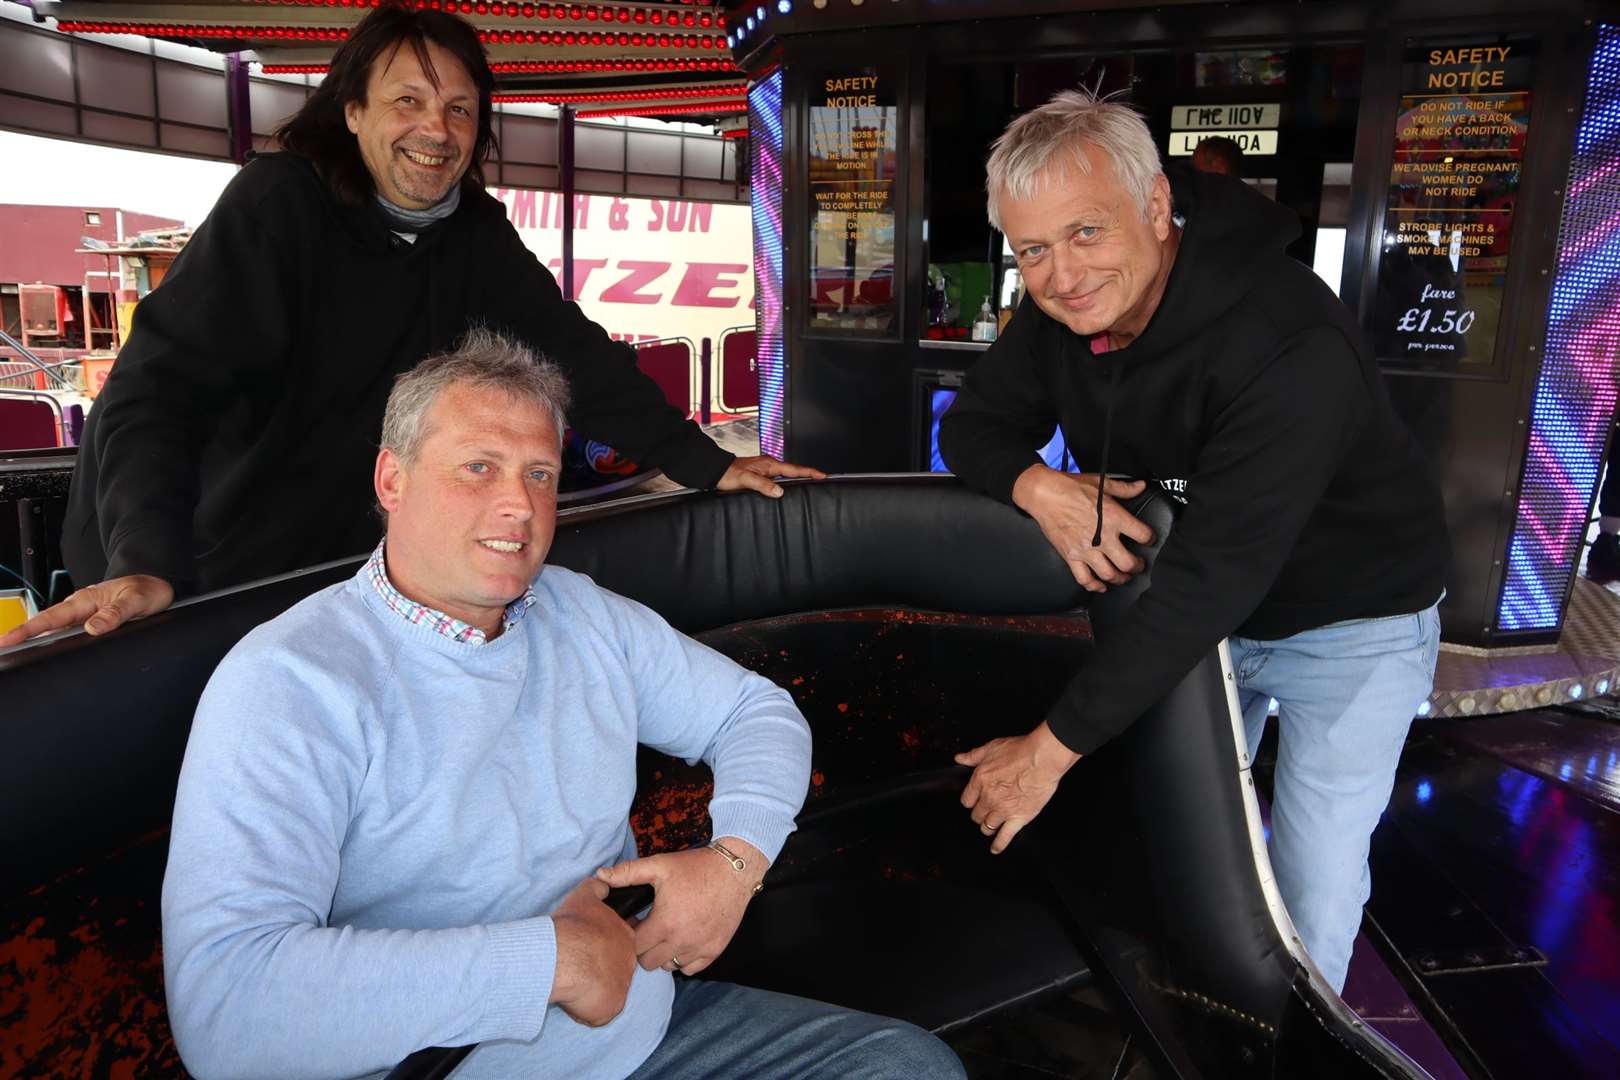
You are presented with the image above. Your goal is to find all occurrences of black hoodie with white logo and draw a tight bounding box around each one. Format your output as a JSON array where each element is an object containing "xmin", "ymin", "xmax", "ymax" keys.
[{"xmin": 940, "ymin": 168, "xmax": 1449, "ymax": 755}]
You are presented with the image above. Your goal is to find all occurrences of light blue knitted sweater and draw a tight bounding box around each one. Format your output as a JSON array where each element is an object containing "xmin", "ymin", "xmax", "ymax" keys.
[{"xmin": 161, "ymin": 562, "xmax": 811, "ymax": 1080}]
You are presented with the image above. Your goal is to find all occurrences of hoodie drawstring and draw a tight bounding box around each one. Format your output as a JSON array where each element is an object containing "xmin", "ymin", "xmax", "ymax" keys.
[{"xmin": 1091, "ymin": 357, "xmax": 1122, "ymax": 549}]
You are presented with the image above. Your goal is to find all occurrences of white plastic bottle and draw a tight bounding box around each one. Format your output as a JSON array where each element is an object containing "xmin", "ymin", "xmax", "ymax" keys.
[{"xmin": 972, "ymin": 296, "xmax": 997, "ymax": 342}]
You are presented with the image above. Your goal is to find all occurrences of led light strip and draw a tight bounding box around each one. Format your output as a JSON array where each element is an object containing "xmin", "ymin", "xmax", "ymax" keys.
[
  {"xmin": 480, "ymin": 29, "xmax": 724, "ymax": 47},
  {"xmin": 238, "ymin": 0, "xmax": 721, "ymax": 27},
  {"xmin": 1497, "ymin": 24, "xmax": 1620, "ymax": 632},
  {"xmin": 750, "ymin": 69, "xmax": 785, "ymax": 459},
  {"xmin": 260, "ymin": 56, "xmax": 737, "ymax": 73},
  {"xmin": 574, "ymin": 98, "xmax": 746, "ymax": 116},
  {"xmin": 58, "ymin": 21, "xmax": 349, "ymax": 39},
  {"xmin": 490, "ymin": 56, "xmax": 734, "ymax": 71},
  {"xmin": 58, "ymin": 20, "xmax": 723, "ymax": 48},
  {"xmin": 494, "ymin": 83, "xmax": 746, "ymax": 103}
]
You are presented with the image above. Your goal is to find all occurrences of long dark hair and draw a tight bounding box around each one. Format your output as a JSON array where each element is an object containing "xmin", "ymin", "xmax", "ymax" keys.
[{"xmin": 275, "ymin": 4, "xmax": 498, "ymax": 205}]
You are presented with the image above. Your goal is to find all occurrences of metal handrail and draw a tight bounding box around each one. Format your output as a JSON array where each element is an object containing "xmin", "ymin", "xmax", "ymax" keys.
[
  {"xmin": 0, "ymin": 328, "xmax": 77, "ymax": 391},
  {"xmin": 0, "ymin": 386, "xmax": 70, "ymax": 448},
  {"xmin": 631, "ymin": 334, "xmax": 700, "ymax": 352}
]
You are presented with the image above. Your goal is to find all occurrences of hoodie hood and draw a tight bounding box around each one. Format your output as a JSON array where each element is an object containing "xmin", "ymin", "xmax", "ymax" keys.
[{"xmin": 1128, "ymin": 166, "xmax": 1303, "ymax": 358}]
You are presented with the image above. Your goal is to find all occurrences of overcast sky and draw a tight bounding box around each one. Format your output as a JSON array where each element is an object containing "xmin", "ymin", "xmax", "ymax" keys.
[{"xmin": 0, "ymin": 130, "xmax": 238, "ymax": 226}]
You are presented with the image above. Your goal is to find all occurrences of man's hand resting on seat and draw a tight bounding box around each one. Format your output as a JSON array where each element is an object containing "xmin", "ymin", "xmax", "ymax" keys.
[
  {"xmin": 0, "ymin": 574, "xmax": 175, "ymax": 647},
  {"xmin": 716, "ymin": 455, "xmax": 827, "ymax": 499},
  {"xmin": 596, "ymin": 836, "xmax": 766, "ymax": 976},
  {"xmin": 551, "ymin": 876, "xmax": 639, "ymax": 1027},
  {"xmin": 957, "ymin": 722, "xmax": 1081, "ymax": 855},
  {"xmin": 1011, "ymin": 465, "xmax": 1156, "ymax": 593}
]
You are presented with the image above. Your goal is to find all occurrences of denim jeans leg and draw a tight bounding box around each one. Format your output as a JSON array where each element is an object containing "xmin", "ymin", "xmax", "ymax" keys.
[
  {"xmin": 626, "ymin": 979, "xmax": 967, "ymax": 1080},
  {"xmin": 1228, "ymin": 636, "xmax": 1273, "ymax": 762},
  {"xmin": 1243, "ymin": 604, "xmax": 1441, "ymax": 993}
]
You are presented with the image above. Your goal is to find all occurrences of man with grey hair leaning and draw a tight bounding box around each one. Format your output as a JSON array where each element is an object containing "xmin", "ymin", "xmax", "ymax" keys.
[
  {"xmin": 942, "ymin": 89, "xmax": 1449, "ymax": 993},
  {"xmin": 161, "ymin": 328, "xmax": 965, "ymax": 1079}
]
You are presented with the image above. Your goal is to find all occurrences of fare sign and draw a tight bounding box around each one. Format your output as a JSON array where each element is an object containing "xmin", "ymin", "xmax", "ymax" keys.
[{"xmin": 1370, "ymin": 35, "xmax": 1536, "ymax": 371}]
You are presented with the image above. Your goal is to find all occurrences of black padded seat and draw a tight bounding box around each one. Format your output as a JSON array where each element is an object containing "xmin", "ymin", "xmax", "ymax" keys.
[
  {"xmin": 670, "ymin": 599, "xmax": 1100, "ymax": 1034},
  {"xmin": 2, "ymin": 476, "xmax": 1430, "ymax": 1079},
  {"xmin": 707, "ymin": 878, "xmax": 1089, "ymax": 1032},
  {"xmin": 702, "ymin": 781, "xmax": 1091, "ymax": 1033}
]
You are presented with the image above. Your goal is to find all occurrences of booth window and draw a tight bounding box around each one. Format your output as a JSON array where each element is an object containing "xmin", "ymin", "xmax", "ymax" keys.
[{"xmin": 807, "ymin": 65, "xmax": 900, "ymax": 335}]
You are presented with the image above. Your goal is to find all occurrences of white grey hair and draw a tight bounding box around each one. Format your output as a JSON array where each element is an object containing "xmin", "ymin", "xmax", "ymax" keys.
[
  {"xmin": 382, "ymin": 327, "xmax": 570, "ymax": 464},
  {"xmin": 985, "ymin": 88, "xmax": 1164, "ymax": 230}
]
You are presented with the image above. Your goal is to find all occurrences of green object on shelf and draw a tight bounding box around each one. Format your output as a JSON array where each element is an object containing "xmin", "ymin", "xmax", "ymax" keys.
[{"xmin": 936, "ymin": 261, "xmax": 993, "ymax": 327}]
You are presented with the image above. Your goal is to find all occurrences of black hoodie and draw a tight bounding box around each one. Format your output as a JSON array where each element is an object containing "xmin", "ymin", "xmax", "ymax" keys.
[
  {"xmin": 939, "ymin": 168, "xmax": 1449, "ymax": 755},
  {"xmin": 63, "ymin": 152, "xmax": 733, "ymax": 595}
]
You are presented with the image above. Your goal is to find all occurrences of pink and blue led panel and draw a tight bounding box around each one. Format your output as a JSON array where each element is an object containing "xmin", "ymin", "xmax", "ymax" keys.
[
  {"xmin": 750, "ymin": 69, "xmax": 786, "ymax": 459},
  {"xmin": 1498, "ymin": 25, "xmax": 1620, "ymax": 632}
]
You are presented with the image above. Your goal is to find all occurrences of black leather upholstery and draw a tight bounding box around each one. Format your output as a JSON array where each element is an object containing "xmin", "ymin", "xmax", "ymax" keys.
[
  {"xmin": 1, "ymin": 476, "xmax": 1422, "ymax": 1079},
  {"xmin": 1, "ymin": 476, "xmax": 1080, "ymax": 892},
  {"xmin": 0, "ymin": 560, "xmax": 358, "ymax": 894},
  {"xmin": 547, "ymin": 474, "xmax": 1087, "ymax": 632}
]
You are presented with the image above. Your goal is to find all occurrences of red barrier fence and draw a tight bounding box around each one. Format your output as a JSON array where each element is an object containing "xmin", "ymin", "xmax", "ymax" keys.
[{"xmin": 633, "ymin": 326, "xmax": 757, "ymax": 422}]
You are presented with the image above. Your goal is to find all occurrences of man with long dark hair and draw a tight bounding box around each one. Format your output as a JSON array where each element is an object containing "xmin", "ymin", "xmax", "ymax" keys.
[{"xmin": 5, "ymin": 4, "xmax": 819, "ymax": 646}]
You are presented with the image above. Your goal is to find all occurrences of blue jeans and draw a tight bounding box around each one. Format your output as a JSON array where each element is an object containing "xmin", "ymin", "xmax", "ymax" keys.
[
  {"xmin": 626, "ymin": 979, "xmax": 966, "ymax": 1080},
  {"xmin": 1230, "ymin": 601, "xmax": 1441, "ymax": 993}
]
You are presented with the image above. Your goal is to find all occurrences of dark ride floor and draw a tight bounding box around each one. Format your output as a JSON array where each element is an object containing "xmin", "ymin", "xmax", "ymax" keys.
[
  {"xmin": 1359, "ymin": 706, "xmax": 1620, "ymax": 1080},
  {"xmin": 750, "ymin": 695, "xmax": 1620, "ymax": 1080}
]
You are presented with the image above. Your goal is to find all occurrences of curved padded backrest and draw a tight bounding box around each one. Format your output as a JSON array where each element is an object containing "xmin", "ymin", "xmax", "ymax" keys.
[
  {"xmin": 0, "ymin": 477, "xmax": 1086, "ymax": 892},
  {"xmin": 0, "ymin": 560, "xmax": 359, "ymax": 894},
  {"xmin": 547, "ymin": 474, "xmax": 1090, "ymax": 632}
]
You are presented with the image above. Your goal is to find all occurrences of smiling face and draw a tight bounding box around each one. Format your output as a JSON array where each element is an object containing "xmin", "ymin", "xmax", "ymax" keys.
[
  {"xmin": 375, "ymin": 382, "xmax": 561, "ymax": 638},
  {"xmin": 343, "ymin": 38, "xmax": 478, "ymax": 209},
  {"xmin": 997, "ymin": 143, "xmax": 1177, "ymax": 344}
]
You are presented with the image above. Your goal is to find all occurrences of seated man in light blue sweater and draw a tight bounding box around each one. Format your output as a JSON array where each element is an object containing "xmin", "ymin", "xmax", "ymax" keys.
[{"xmin": 161, "ymin": 329, "xmax": 965, "ymax": 1080}]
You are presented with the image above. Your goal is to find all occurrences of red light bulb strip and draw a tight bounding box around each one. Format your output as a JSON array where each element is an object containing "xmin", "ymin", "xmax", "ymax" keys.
[
  {"xmin": 263, "ymin": 57, "xmax": 745, "ymax": 75},
  {"xmin": 476, "ymin": 29, "xmax": 726, "ymax": 49},
  {"xmin": 57, "ymin": 20, "xmax": 351, "ymax": 40},
  {"xmin": 58, "ymin": 20, "xmax": 723, "ymax": 49},
  {"xmin": 493, "ymin": 83, "xmax": 747, "ymax": 103},
  {"xmin": 234, "ymin": 0, "xmax": 721, "ymax": 28},
  {"xmin": 489, "ymin": 57, "xmax": 737, "ymax": 73},
  {"xmin": 574, "ymin": 98, "xmax": 747, "ymax": 118}
]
